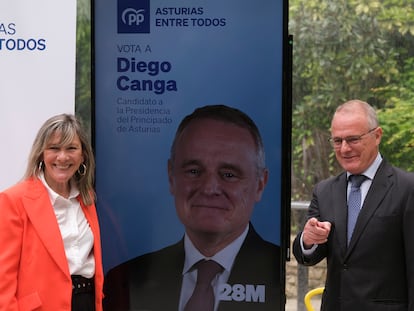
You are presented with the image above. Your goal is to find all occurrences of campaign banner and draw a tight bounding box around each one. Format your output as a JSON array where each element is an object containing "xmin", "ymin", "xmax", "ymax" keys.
[
  {"xmin": 95, "ymin": 0, "xmax": 287, "ymax": 274},
  {"xmin": 0, "ymin": 0, "xmax": 76, "ymax": 191}
]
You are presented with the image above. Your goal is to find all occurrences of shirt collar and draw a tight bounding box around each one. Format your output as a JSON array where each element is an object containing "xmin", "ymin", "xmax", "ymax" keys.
[
  {"xmin": 183, "ymin": 224, "xmax": 249, "ymax": 275},
  {"xmin": 347, "ymin": 152, "xmax": 382, "ymax": 181},
  {"xmin": 39, "ymin": 172, "xmax": 79, "ymax": 204}
]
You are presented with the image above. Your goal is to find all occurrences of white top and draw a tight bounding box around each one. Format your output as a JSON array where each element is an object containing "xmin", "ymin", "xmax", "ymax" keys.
[{"xmin": 40, "ymin": 173, "xmax": 95, "ymax": 278}]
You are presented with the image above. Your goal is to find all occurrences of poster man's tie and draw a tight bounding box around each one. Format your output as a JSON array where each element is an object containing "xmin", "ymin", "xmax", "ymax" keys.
[
  {"xmin": 347, "ymin": 174, "xmax": 367, "ymax": 244},
  {"xmin": 184, "ymin": 259, "xmax": 223, "ymax": 311}
]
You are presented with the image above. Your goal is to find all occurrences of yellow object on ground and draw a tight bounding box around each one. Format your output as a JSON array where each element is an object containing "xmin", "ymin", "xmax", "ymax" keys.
[{"xmin": 304, "ymin": 287, "xmax": 324, "ymax": 311}]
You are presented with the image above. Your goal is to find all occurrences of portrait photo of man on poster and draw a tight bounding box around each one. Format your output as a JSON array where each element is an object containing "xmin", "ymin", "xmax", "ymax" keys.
[{"xmin": 103, "ymin": 105, "xmax": 285, "ymax": 311}]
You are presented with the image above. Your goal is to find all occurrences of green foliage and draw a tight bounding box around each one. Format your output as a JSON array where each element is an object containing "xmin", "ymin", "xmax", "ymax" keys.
[
  {"xmin": 75, "ymin": 0, "xmax": 92, "ymax": 139},
  {"xmin": 375, "ymin": 57, "xmax": 414, "ymax": 172},
  {"xmin": 378, "ymin": 102, "xmax": 414, "ymax": 172},
  {"xmin": 377, "ymin": 0, "xmax": 414, "ymax": 35}
]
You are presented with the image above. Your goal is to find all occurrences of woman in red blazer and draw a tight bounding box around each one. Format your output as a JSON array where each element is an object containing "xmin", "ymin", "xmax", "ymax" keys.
[{"xmin": 0, "ymin": 114, "xmax": 104, "ymax": 311}]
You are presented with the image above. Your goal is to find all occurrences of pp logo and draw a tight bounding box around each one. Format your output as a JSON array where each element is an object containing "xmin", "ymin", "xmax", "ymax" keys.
[
  {"xmin": 122, "ymin": 9, "xmax": 145, "ymax": 26},
  {"xmin": 118, "ymin": 0, "xmax": 150, "ymax": 33}
]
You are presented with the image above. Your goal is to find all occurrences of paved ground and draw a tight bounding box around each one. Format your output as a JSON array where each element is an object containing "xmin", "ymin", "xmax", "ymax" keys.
[{"xmin": 286, "ymin": 298, "xmax": 321, "ymax": 311}]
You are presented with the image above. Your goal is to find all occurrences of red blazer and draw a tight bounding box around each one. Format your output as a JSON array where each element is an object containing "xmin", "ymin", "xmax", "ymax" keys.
[{"xmin": 0, "ymin": 178, "xmax": 104, "ymax": 311}]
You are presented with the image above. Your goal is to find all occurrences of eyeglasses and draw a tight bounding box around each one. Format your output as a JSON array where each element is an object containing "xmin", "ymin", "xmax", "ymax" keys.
[{"xmin": 329, "ymin": 128, "xmax": 377, "ymax": 148}]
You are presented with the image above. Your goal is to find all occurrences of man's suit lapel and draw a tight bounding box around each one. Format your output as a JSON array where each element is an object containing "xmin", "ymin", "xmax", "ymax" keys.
[
  {"xmin": 227, "ymin": 226, "xmax": 255, "ymax": 283},
  {"xmin": 22, "ymin": 179, "xmax": 70, "ymax": 277},
  {"xmin": 137, "ymin": 239, "xmax": 184, "ymax": 309},
  {"xmin": 346, "ymin": 161, "xmax": 392, "ymax": 255},
  {"xmin": 332, "ymin": 173, "xmax": 349, "ymax": 257},
  {"xmin": 218, "ymin": 225, "xmax": 280, "ymax": 311},
  {"xmin": 158, "ymin": 243, "xmax": 184, "ymax": 308}
]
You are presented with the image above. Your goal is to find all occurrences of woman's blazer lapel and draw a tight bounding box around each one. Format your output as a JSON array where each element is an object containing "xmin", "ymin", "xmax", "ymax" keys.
[{"xmin": 22, "ymin": 179, "xmax": 71, "ymax": 277}]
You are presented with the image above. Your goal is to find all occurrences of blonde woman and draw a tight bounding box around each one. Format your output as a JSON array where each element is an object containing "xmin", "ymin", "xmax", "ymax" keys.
[{"xmin": 0, "ymin": 114, "xmax": 104, "ymax": 311}]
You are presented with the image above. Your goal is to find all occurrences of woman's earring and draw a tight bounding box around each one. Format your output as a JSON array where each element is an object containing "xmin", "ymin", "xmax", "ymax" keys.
[
  {"xmin": 78, "ymin": 163, "xmax": 87, "ymax": 176},
  {"xmin": 38, "ymin": 161, "xmax": 44, "ymax": 171}
]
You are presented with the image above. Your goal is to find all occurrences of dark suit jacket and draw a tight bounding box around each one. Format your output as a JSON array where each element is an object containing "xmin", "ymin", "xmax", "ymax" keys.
[
  {"xmin": 293, "ymin": 159, "xmax": 414, "ymax": 311},
  {"xmin": 104, "ymin": 225, "xmax": 285, "ymax": 311}
]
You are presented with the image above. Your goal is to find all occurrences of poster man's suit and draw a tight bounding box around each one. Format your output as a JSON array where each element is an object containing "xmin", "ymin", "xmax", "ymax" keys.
[
  {"xmin": 104, "ymin": 225, "xmax": 283, "ymax": 311},
  {"xmin": 293, "ymin": 159, "xmax": 414, "ymax": 311}
]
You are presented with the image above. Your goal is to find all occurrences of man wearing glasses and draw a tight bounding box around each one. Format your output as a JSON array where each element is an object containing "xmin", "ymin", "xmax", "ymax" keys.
[{"xmin": 293, "ymin": 99, "xmax": 414, "ymax": 311}]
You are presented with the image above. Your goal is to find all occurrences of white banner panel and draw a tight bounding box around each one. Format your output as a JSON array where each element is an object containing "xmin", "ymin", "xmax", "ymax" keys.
[{"xmin": 0, "ymin": 0, "xmax": 77, "ymax": 191}]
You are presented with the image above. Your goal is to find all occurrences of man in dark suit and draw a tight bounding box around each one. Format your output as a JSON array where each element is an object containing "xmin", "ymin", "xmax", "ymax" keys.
[
  {"xmin": 293, "ymin": 99, "xmax": 414, "ymax": 311},
  {"xmin": 103, "ymin": 105, "xmax": 285, "ymax": 311}
]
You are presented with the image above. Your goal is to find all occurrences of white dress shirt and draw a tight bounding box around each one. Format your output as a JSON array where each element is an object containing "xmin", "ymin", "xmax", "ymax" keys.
[{"xmin": 40, "ymin": 174, "xmax": 95, "ymax": 278}]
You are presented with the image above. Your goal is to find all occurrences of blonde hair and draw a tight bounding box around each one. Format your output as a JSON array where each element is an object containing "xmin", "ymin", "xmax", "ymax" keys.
[{"xmin": 24, "ymin": 114, "xmax": 96, "ymax": 205}]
